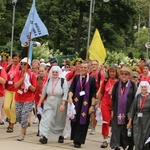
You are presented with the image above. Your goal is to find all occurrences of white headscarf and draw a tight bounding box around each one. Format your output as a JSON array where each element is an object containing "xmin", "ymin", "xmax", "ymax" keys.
[
  {"xmin": 135, "ymin": 81, "xmax": 150, "ymax": 97},
  {"xmin": 48, "ymin": 66, "xmax": 64, "ymax": 78}
]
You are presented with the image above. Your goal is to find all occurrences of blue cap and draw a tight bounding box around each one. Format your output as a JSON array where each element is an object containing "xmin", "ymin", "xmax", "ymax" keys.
[{"xmin": 49, "ymin": 57, "xmax": 57, "ymax": 63}]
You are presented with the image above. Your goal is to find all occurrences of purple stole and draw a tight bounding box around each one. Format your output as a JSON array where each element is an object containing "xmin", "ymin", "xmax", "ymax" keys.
[
  {"xmin": 71, "ymin": 74, "xmax": 90, "ymax": 125},
  {"xmin": 117, "ymin": 80, "xmax": 131, "ymax": 124}
]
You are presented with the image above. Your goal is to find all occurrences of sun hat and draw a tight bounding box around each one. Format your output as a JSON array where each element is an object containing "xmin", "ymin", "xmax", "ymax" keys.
[{"xmin": 20, "ymin": 57, "xmax": 31, "ymax": 66}]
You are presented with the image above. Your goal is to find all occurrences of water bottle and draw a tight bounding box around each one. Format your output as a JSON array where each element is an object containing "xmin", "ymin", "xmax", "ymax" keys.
[{"xmin": 127, "ymin": 128, "xmax": 132, "ymax": 137}]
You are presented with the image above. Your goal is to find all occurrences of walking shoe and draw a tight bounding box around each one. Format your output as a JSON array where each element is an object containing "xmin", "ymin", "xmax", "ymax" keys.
[
  {"xmin": 33, "ymin": 118, "xmax": 39, "ymax": 124},
  {"xmin": 58, "ymin": 135, "xmax": 64, "ymax": 143},
  {"xmin": 100, "ymin": 141, "xmax": 108, "ymax": 148},
  {"xmin": 39, "ymin": 136, "xmax": 48, "ymax": 144},
  {"xmin": 0, "ymin": 120, "xmax": 4, "ymax": 125},
  {"xmin": 90, "ymin": 128, "xmax": 95, "ymax": 135},
  {"xmin": 17, "ymin": 135, "xmax": 24, "ymax": 141},
  {"xmin": 74, "ymin": 144, "xmax": 81, "ymax": 148}
]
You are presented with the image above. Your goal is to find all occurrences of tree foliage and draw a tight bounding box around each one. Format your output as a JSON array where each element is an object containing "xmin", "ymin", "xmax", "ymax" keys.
[{"xmin": 0, "ymin": 0, "xmax": 149, "ymax": 60}]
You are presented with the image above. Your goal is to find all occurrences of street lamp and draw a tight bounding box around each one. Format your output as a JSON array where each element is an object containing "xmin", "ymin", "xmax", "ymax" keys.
[
  {"xmin": 134, "ymin": 14, "xmax": 146, "ymax": 41},
  {"xmin": 103, "ymin": 0, "xmax": 110, "ymax": 2},
  {"xmin": 10, "ymin": 0, "xmax": 17, "ymax": 57}
]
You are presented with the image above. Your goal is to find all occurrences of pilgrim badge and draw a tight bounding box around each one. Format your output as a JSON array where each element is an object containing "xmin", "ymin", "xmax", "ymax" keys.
[
  {"xmin": 137, "ymin": 112, "xmax": 143, "ymax": 117},
  {"xmin": 8, "ymin": 81, "xmax": 13, "ymax": 84},
  {"xmin": 50, "ymin": 95, "xmax": 55, "ymax": 100},
  {"xmin": 79, "ymin": 91, "xmax": 85, "ymax": 96},
  {"xmin": 17, "ymin": 89, "xmax": 23, "ymax": 95}
]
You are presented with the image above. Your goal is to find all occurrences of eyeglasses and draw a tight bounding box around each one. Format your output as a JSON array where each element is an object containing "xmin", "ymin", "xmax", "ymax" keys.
[
  {"xmin": 121, "ymin": 73, "xmax": 129, "ymax": 76},
  {"xmin": 21, "ymin": 63, "xmax": 28, "ymax": 66}
]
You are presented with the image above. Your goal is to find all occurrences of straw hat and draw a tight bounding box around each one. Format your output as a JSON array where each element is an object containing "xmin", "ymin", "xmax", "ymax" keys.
[{"xmin": 120, "ymin": 66, "xmax": 131, "ymax": 74}]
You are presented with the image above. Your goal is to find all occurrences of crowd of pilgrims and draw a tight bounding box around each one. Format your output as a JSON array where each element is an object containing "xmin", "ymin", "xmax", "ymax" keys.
[{"xmin": 0, "ymin": 52, "xmax": 150, "ymax": 150}]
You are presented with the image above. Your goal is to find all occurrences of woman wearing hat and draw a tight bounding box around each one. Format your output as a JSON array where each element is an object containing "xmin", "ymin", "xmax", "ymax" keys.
[
  {"xmin": 127, "ymin": 81, "xmax": 150, "ymax": 150},
  {"xmin": 14, "ymin": 57, "xmax": 37, "ymax": 141},
  {"xmin": 110, "ymin": 66, "xmax": 137, "ymax": 150}
]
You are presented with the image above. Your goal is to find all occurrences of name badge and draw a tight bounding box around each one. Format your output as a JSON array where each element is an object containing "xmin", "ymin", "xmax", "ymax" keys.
[
  {"xmin": 137, "ymin": 112, "xmax": 143, "ymax": 117},
  {"xmin": 79, "ymin": 91, "xmax": 85, "ymax": 96},
  {"xmin": 17, "ymin": 89, "xmax": 23, "ymax": 95},
  {"xmin": 8, "ymin": 81, "xmax": 13, "ymax": 84},
  {"xmin": 50, "ymin": 96, "xmax": 55, "ymax": 100}
]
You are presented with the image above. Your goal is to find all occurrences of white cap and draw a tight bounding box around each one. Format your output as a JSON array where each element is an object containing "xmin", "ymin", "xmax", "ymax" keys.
[
  {"xmin": 40, "ymin": 58, "xmax": 45, "ymax": 63},
  {"xmin": 20, "ymin": 57, "xmax": 31, "ymax": 66},
  {"xmin": 45, "ymin": 63, "xmax": 50, "ymax": 67}
]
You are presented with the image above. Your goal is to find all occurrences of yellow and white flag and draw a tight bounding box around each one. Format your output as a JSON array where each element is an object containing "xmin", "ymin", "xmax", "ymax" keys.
[{"xmin": 88, "ymin": 29, "xmax": 106, "ymax": 65}]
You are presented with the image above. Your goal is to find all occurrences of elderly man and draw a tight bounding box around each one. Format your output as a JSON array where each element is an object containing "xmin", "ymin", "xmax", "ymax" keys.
[{"xmin": 68, "ymin": 62, "xmax": 96, "ymax": 148}]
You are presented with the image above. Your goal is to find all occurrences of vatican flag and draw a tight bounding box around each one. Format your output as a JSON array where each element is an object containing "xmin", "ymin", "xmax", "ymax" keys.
[{"xmin": 88, "ymin": 29, "xmax": 106, "ymax": 65}]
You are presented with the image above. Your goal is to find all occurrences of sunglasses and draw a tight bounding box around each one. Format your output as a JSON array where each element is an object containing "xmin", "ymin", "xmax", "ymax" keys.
[
  {"xmin": 121, "ymin": 73, "xmax": 129, "ymax": 76},
  {"xmin": 21, "ymin": 63, "xmax": 28, "ymax": 66}
]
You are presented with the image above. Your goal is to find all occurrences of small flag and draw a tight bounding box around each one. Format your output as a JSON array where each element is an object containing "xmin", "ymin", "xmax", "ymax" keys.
[
  {"xmin": 20, "ymin": 0, "xmax": 49, "ymax": 44},
  {"xmin": 88, "ymin": 29, "xmax": 106, "ymax": 65}
]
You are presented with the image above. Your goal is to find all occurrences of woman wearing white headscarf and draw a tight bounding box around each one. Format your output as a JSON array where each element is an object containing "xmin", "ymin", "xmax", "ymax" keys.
[
  {"xmin": 37, "ymin": 66, "xmax": 68, "ymax": 144},
  {"xmin": 127, "ymin": 81, "xmax": 150, "ymax": 150}
]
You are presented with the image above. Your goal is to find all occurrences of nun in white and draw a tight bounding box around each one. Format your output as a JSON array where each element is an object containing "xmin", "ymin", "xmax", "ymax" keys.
[
  {"xmin": 127, "ymin": 81, "xmax": 150, "ymax": 150},
  {"xmin": 37, "ymin": 66, "xmax": 68, "ymax": 144}
]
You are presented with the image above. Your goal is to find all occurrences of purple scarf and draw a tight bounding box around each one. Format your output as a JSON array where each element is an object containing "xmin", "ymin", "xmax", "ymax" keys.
[
  {"xmin": 117, "ymin": 80, "xmax": 131, "ymax": 124},
  {"xmin": 71, "ymin": 74, "xmax": 90, "ymax": 125}
]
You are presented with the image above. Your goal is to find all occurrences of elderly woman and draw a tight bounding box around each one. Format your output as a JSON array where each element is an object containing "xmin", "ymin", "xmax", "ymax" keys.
[
  {"xmin": 14, "ymin": 57, "xmax": 37, "ymax": 141},
  {"xmin": 100, "ymin": 65, "xmax": 119, "ymax": 148},
  {"xmin": 110, "ymin": 66, "xmax": 137, "ymax": 150},
  {"xmin": 127, "ymin": 81, "xmax": 150, "ymax": 150},
  {"xmin": 37, "ymin": 66, "xmax": 68, "ymax": 144}
]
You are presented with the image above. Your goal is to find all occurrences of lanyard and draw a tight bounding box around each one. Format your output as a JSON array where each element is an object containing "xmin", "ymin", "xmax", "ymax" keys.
[
  {"xmin": 140, "ymin": 95, "xmax": 147, "ymax": 111},
  {"xmin": 52, "ymin": 78, "xmax": 60, "ymax": 94},
  {"xmin": 120, "ymin": 80, "xmax": 129, "ymax": 95},
  {"xmin": 79, "ymin": 74, "xmax": 89, "ymax": 90}
]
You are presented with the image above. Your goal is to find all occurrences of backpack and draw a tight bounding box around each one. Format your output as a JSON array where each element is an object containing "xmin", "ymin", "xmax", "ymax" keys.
[
  {"xmin": 89, "ymin": 71, "xmax": 101, "ymax": 84},
  {"xmin": 47, "ymin": 77, "xmax": 64, "ymax": 89},
  {"xmin": 6, "ymin": 64, "xmax": 21, "ymax": 73}
]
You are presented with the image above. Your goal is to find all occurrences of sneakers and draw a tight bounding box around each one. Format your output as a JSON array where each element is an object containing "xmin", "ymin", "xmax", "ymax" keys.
[
  {"xmin": 33, "ymin": 118, "xmax": 39, "ymax": 124},
  {"xmin": 0, "ymin": 120, "xmax": 4, "ymax": 125},
  {"xmin": 100, "ymin": 141, "xmax": 108, "ymax": 148},
  {"xmin": 90, "ymin": 128, "xmax": 95, "ymax": 135},
  {"xmin": 17, "ymin": 135, "xmax": 24, "ymax": 141}
]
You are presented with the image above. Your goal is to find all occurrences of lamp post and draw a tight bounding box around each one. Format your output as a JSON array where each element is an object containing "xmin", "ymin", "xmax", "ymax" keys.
[
  {"xmin": 86, "ymin": 0, "xmax": 95, "ymax": 61},
  {"xmin": 10, "ymin": 0, "xmax": 17, "ymax": 57},
  {"xmin": 145, "ymin": 4, "xmax": 150, "ymax": 59},
  {"xmin": 134, "ymin": 14, "xmax": 146, "ymax": 41}
]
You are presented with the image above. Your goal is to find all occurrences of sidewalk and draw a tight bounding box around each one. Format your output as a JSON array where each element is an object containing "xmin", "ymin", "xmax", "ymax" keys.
[{"xmin": 0, "ymin": 120, "xmax": 111, "ymax": 150}]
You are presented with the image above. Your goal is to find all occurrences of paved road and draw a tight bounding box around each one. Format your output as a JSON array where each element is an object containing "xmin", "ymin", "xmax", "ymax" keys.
[{"xmin": 0, "ymin": 119, "xmax": 112, "ymax": 150}]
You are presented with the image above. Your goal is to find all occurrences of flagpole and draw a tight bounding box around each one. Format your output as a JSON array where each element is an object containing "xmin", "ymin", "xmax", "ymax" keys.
[
  {"xmin": 10, "ymin": 0, "xmax": 17, "ymax": 57},
  {"xmin": 27, "ymin": 32, "xmax": 32, "ymax": 64}
]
